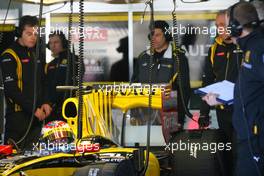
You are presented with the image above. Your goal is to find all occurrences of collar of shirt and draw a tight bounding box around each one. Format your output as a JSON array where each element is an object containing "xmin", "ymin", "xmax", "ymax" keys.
[
  {"xmin": 237, "ymin": 29, "xmax": 261, "ymax": 51},
  {"xmin": 154, "ymin": 49, "xmax": 167, "ymax": 60}
]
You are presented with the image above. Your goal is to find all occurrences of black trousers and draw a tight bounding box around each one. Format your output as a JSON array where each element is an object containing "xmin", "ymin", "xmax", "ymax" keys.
[
  {"xmin": 4, "ymin": 111, "xmax": 42, "ymax": 151},
  {"xmin": 216, "ymin": 108, "xmax": 235, "ymax": 176},
  {"xmin": 235, "ymin": 138, "xmax": 264, "ymax": 176}
]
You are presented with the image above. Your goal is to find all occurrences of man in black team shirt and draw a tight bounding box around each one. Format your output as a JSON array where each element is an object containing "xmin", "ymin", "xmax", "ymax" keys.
[
  {"xmin": 131, "ymin": 20, "xmax": 190, "ymax": 127},
  {"xmin": 0, "ymin": 15, "xmax": 52, "ymax": 150},
  {"xmin": 45, "ymin": 31, "xmax": 82, "ymax": 122},
  {"xmin": 198, "ymin": 10, "xmax": 243, "ymax": 175}
]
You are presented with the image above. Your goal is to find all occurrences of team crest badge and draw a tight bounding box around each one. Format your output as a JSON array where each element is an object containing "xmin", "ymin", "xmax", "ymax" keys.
[
  {"xmin": 244, "ymin": 50, "xmax": 251, "ymax": 63},
  {"xmin": 61, "ymin": 59, "xmax": 68, "ymax": 64}
]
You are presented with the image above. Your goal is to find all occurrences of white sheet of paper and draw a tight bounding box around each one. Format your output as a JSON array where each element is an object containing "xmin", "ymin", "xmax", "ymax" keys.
[{"xmin": 197, "ymin": 80, "xmax": 234, "ymax": 104}]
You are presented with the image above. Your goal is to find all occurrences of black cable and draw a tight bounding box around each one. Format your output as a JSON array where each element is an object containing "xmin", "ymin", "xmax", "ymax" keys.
[
  {"xmin": 120, "ymin": 112, "xmax": 127, "ymax": 146},
  {"xmin": 7, "ymin": 138, "xmax": 21, "ymax": 153},
  {"xmin": 3, "ymin": 0, "xmax": 12, "ymax": 25},
  {"xmin": 0, "ymin": 0, "xmax": 12, "ymax": 44},
  {"xmin": 140, "ymin": 1, "xmax": 154, "ymax": 175},
  {"xmin": 140, "ymin": 0, "xmax": 149, "ymax": 24},
  {"xmin": 39, "ymin": 2, "xmax": 67, "ymax": 16},
  {"xmin": 171, "ymin": 0, "xmax": 194, "ymax": 121},
  {"xmin": 77, "ymin": 0, "xmax": 85, "ymax": 140},
  {"xmin": 235, "ymin": 46, "xmax": 262, "ymax": 176},
  {"xmin": 72, "ymin": 45, "xmax": 77, "ymax": 86},
  {"xmin": 64, "ymin": 0, "xmax": 73, "ymax": 100},
  {"xmin": 73, "ymin": 138, "xmax": 82, "ymax": 164},
  {"xmin": 0, "ymin": 32, "xmax": 3, "ymax": 44}
]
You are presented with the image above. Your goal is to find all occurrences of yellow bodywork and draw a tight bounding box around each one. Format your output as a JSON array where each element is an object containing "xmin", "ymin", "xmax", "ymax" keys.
[
  {"xmin": 62, "ymin": 83, "xmax": 170, "ymax": 139},
  {"xmin": 2, "ymin": 148, "xmax": 160, "ymax": 176},
  {"xmin": 1, "ymin": 83, "xmax": 168, "ymax": 176}
]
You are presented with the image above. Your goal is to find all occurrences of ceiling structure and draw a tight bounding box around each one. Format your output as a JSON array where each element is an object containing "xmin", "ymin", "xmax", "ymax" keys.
[
  {"xmin": 15, "ymin": 0, "xmax": 210, "ymax": 5},
  {"xmin": 15, "ymin": 0, "xmax": 146, "ymax": 5}
]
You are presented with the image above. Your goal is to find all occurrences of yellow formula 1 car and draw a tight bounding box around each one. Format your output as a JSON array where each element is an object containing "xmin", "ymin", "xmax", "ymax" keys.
[{"xmin": 0, "ymin": 83, "xmax": 173, "ymax": 176}]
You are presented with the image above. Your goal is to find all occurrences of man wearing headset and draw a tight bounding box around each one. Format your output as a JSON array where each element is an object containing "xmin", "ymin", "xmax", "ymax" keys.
[
  {"xmin": 200, "ymin": 2, "xmax": 264, "ymax": 175},
  {"xmin": 0, "ymin": 15, "xmax": 52, "ymax": 149},
  {"xmin": 198, "ymin": 10, "xmax": 242, "ymax": 174},
  {"xmin": 227, "ymin": 2, "xmax": 264, "ymax": 175},
  {"xmin": 131, "ymin": 20, "xmax": 190, "ymax": 127},
  {"xmin": 204, "ymin": 2, "xmax": 264, "ymax": 175},
  {"xmin": 45, "ymin": 31, "xmax": 81, "ymax": 122}
]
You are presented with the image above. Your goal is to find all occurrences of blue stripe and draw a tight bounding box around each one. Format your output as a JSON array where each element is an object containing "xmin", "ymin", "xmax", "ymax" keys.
[{"xmin": 242, "ymin": 62, "xmax": 252, "ymax": 69}]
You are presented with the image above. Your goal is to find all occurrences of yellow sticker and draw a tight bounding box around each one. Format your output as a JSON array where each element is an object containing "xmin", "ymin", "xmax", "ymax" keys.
[
  {"xmin": 245, "ymin": 50, "xmax": 251, "ymax": 63},
  {"xmin": 61, "ymin": 59, "xmax": 68, "ymax": 65}
]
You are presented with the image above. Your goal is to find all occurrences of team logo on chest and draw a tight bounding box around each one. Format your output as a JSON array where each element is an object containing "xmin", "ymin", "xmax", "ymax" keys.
[
  {"xmin": 21, "ymin": 58, "xmax": 30, "ymax": 63},
  {"xmin": 242, "ymin": 50, "xmax": 252, "ymax": 69},
  {"xmin": 216, "ymin": 52, "xmax": 225, "ymax": 56},
  {"xmin": 244, "ymin": 50, "xmax": 251, "ymax": 63},
  {"xmin": 61, "ymin": 59, "xmax": 68, "ymax": 65}
]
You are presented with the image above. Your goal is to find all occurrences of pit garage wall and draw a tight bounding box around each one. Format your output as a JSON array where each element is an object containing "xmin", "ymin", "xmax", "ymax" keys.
[
  {"xmin": 133, "ymin": 11, "xmax": 217, "ymax": 84},
  {"xmin": 50, "ymin": 13, "xmax": 128, "ymax": 82},
  {"xmin": 49, "ymin": 11, "xmax": 215, "ymax": 83},
  {"xmin": 22, "ymin": 0, "xmax": 239, "ymax": 84}
]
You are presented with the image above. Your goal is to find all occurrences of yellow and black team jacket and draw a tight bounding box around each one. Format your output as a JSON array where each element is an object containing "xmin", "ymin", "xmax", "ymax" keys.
[
  {"xmin": 0, "ymin": 41, "xmax": 46, "ymax": 115},
  {"xmin": 200, "ymin": 37, "xmax": 242, "ymax": 116},
  {"xmin": 44, "ymin": 50, "xmax": 70, "ymax": 111},
  {"xmin": 44, "ymin": 50, "xmax": 82, "ymax": 113},
  {"xmin": 131, "ymin": 43, "xmax": 191, "ymax": 124}
]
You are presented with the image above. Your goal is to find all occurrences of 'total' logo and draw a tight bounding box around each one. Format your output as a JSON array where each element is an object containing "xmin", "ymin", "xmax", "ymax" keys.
[{"xmin": 73, "ymin": 28, "xmax": 108, "ymax": 42}]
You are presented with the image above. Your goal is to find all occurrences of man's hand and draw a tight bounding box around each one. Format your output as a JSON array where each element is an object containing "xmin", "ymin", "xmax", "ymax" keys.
[
  {"xmin": 41, "ymin": 104, "xmax": 52, "ymax": 118},
  {"xmin": 202, "ymin": 93, "xmax": 222, "ymax": 106},
  {"xmin": 198, "ymin": 115, "xmax": 210, "ymax": 128},
  {"xmin": 34, "ymin": 108, "xmax": 46, "ymax": 121}
]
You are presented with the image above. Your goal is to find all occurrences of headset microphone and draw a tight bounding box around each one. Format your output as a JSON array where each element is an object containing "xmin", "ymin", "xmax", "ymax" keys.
[{"xmin": 229, "ymin": 3, "xmax": 261, "ymax": 37}]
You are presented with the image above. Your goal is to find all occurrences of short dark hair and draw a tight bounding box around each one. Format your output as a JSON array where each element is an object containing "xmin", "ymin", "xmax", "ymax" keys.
[
  {"xmin": 18, "ymin": 15, "xmax": 39, "ymax": 32},
  {"xmin": 216, "ymin": 10, "xmax": 227, "ymax": 17},
  {"xmin": 48, "ymin": 30, "xmax": 68, "ymax": 49},
  {"xmin": 233, "ymin": 2, "xmax": 259, "ymax": 27},
  {"xmin": 153, "ymin": 20, "xmax": 172, "ymax": 42},
  {"xmin": 49, "ymin": 30, "xmax": 66, "ymax": 39}
]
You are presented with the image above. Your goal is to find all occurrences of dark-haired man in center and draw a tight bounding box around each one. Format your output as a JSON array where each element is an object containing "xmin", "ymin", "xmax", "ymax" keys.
[{"xmin": 131, "ymin": 20, "xmax": 190, "ymax": 127}]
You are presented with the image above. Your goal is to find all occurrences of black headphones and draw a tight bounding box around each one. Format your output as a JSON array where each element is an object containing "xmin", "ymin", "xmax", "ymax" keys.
[
  {"xmin": 14, "ymin": 15, "xmax": 39, "ymax": 38},
  {"xmin": 14, "ymin": 27, "xmax": 22, "ymax": 38},
  {"xmin": 47, "ymin": 31, "xmax": 68, "ymax": 50},
  {"xmin": 148, "ymin": 20, "xmax": 172, "ymax": 42},
  {"xmin": 229, "ymin": 3, "xmax": 260, "ymax": 37},
  {"xmin": 229, "ymin": 3, "xmax": 243, "ymax": 37},
  {"xmin": 148, "ymin": 31, "xmax": 172, "ymax": 42}
]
